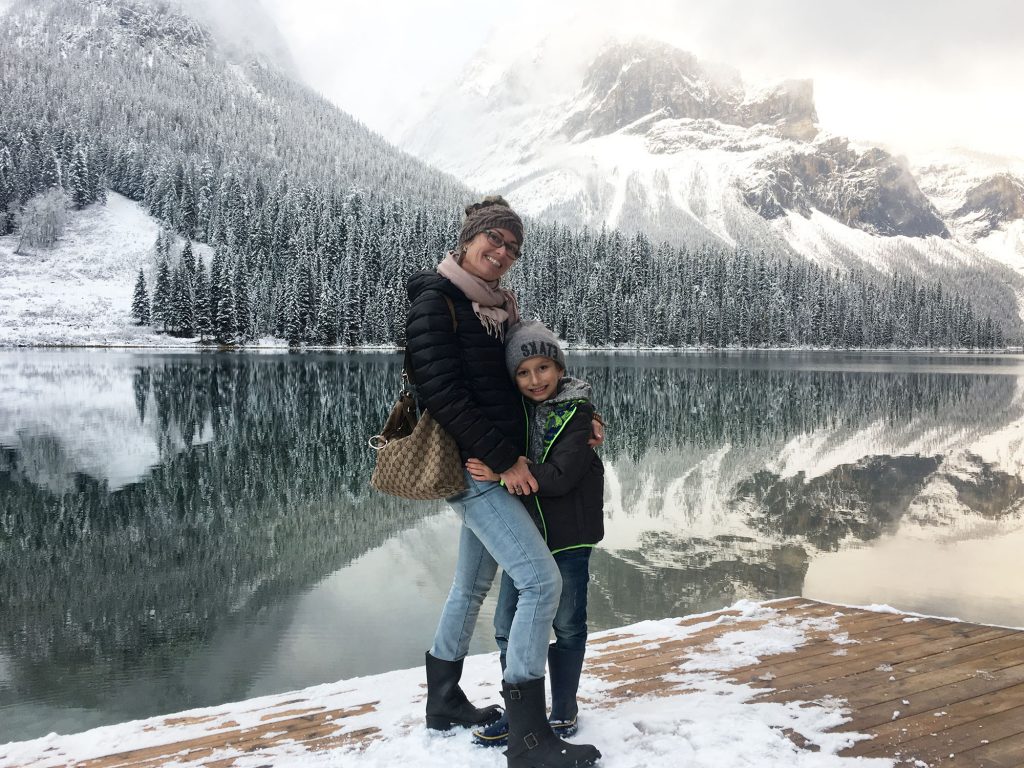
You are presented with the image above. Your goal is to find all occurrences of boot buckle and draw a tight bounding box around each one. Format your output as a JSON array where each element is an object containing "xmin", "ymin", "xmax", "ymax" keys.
[
  {"xmin": 524, "ymin": 732, "xmax": 539, "ymax": 749},
  {"xmin": 508, "ymin": 689, "xmax": 522, "ymax": 701}
]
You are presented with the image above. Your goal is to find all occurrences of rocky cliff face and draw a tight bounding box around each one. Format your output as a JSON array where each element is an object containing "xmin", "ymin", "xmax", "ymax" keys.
[
  {"xmin": 743, "ymin": 138, "xmax": 950, "ymax": 237},
  {"xmin": 563, "ymin": 41, "xmax": 818, "ymax": 142},
  {"xmin": 954, "ymin": 173, "xmax": 1024, "ymax": 237}
]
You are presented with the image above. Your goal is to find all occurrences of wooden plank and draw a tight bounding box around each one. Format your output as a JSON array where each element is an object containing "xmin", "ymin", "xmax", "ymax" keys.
[
  {"xmin": 727, "ymin": 613, "xmax": 949, "ymax": 680},
  {"xmin": 843, "ymin": 678, "xmax": 1024, "ymax": 756},
  {"xmin": 760, "ymin": 622, "xmax": 1004, "ymax": 686},
  {"xmin": 948, "ymin": 730, "xmax": 1024, "ymax": 767},
  {"xmin": 891, "ymin": 702, "xmax": 1024, "ymax": 765},
  {"xmin": 754, "ymin": 625, "xmax": 1015, "ymax": 697},
  {"xmin": 768, "ymin": 632, "xmax": 1024, "ymax": 712},
  {"xmin": 258, "ymin": 707, "xmax": 325, "ymax": 721}
]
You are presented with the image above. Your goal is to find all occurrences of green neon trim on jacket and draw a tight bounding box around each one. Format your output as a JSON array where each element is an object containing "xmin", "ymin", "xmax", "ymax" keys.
[
  {"xmin": 550, "ymin": 543, "xmax": 595, "ymax": 556},
  {"xmin": 521, "ymin": 400, "xmax": 546, "ymax": 541}
]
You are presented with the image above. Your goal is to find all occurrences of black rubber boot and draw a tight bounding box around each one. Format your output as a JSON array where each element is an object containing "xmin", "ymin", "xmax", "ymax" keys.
[
  {"xmin": 425, "ymin": 651, "xmax": 502, "ymax": 731},
  {"xmin": 548, "ymin": 644, "xmax": 586, "ymax": 734},
  {"xmin": 503, "ymin": 677, "xmax": 600, "ymax": 768}
]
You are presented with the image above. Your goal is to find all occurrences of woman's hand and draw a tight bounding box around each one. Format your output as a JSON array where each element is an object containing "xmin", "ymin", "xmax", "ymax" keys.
[
  {"xmin": 587, "ymin": 416, "xmax": 605, "ymax": 448},
  {"xmin": 499, "ymin": 456, "xmax": 539, "ymax": 496},
  {"xmin": 466, "ymin": 458, "xmax": 499, "ymax": 482}
]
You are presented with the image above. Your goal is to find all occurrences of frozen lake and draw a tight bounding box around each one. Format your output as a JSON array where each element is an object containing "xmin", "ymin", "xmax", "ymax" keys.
[{"xmin": 2, "ymin": 348, "xmax": 1024, "ymax": 742}]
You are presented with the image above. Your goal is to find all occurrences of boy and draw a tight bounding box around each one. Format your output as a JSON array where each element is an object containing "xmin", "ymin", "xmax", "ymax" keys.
[{"xmin": 465, "ymin": 320, "xmax": 605, "ymax": 747}]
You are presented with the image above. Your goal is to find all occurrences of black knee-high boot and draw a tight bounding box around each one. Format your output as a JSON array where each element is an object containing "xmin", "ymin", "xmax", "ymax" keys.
[
  {"xmin": 548, "ymin": 644, "xmax": 585, "ymax": 727},
  {"xmin": 425, "ymin": 651, "xmax": 502, "ymax": 731},
  {"xmin": 503, "ymin": 677, "xmax": 600, "ymax": 768}
]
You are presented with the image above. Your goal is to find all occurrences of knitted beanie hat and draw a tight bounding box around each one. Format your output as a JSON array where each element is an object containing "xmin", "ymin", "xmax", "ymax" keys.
[
  {"xmin": 505, "ymin": 320, "xmax": 566, "ymax": 378},
  {"xmin": 458, "ymin": 195, "xmax": 524, "ymax": 250}
]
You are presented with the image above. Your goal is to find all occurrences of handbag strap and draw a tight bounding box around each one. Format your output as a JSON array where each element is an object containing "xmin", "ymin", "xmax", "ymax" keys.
[{"xmin": 404, "ymin": 293, "xmax": 457, "ymax": 389}]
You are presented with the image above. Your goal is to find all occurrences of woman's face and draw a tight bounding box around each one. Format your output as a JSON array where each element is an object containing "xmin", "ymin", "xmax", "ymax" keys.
[{"xmin": 460, "ymin": 227, "xmax": 520, "ymax": 282}]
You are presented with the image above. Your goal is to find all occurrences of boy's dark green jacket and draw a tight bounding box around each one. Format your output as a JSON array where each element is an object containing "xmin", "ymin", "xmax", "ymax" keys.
[{"xmin": 522, "ymin": 376, "xmax": 605, "ymax": 554}]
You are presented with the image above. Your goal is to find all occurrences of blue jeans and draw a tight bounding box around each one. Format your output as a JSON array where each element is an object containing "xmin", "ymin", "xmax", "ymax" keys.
[
  {"xmin": 430, "ymin": 471, "xmax": 562, "ymax": 684},
  {"xmin": 494, "ymin": 547, "xmax": 592, "ymax": 660}
]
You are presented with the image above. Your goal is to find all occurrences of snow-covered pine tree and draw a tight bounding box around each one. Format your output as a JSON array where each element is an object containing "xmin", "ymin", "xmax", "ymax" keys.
[
  {"xmin": 195, "ymin": 258, "xmax": 212, "ymax": 342},
  {"xmin": 0, "ymin": 146, "xmax": 15, "ymax": 235},
  {"xmin": 157, "ymin": 227, "xmax": 172, "ymax": 262},
  {"xmin": 152, "ymin": 256, "xmax": 172, "ymax": 333},
  {"xmin": 282, "ymin": 262, "xmax": 302, "ymax": 346},
  {"xmin": 168, "ymin": 265, "xmax": 186, "ymax": 336},
  {"xmin": 195, "ymin": 159, "xmax": 214, "ymax": 242},
  {"xmin": 68, "ymin": 144, "xmax": 91, "ymax": 209},
  {"xmin": 233, "ymin": 254, "xmax": 252, "ymax": 342},
  {"xmin": 215, "ymin": 254, "xmax": 236, "ymax": 344},
  {"xmin": 321, "ymin": 267, "xmax": 341, "ymax": 345},
  {"xmin": 39, "ymin": 144, "xmax": 61, "ymax": 190},
  {"xmin": 177, "ymin": 240, "xmax": 196, "ymax": 336},
  {"xmin": 208, "ymin": 246, "xmax": 223, "ymax": 333},
  {"xmin": 131, "ymin": 268, "xmax": 151, "ymax": 325}
]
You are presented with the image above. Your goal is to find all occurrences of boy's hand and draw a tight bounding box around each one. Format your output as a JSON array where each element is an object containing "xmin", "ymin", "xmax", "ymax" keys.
[{"xmin": 465, "ymin": 458, "xmax": 499, "ymax": 482}]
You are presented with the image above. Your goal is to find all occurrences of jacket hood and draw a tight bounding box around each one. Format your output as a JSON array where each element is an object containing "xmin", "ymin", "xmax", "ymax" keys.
[
  {"xmin": 525, "ymin": 376, "xmax": 592, "ymax": 413},
  {"xmin": 551, "ymin": 376, "xmax": 592, "ymax": 405}
]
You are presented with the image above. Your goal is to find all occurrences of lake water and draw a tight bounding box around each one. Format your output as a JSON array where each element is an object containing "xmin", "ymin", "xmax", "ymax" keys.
[{"xmin": 2, "ymin": 349, "xmax": 1024, "ymax": 742}]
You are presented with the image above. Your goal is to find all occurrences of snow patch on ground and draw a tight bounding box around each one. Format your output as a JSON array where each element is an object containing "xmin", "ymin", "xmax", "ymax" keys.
[
  {"xmin": 0, "ymin": 193, "xmax": 249, "ymax": 347},
  {"xmin": 0, "ymin": 193, "xmax": 188, "ymax": 347}
]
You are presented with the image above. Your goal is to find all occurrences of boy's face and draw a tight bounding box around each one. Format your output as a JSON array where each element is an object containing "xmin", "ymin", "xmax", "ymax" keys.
[{"xmin": 515, "ymin": 356, "xmax": 562, "ymax": 402}]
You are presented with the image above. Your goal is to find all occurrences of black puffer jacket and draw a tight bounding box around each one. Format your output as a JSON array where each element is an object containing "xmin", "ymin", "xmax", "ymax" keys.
[
  {"xmin": 524, "ymin": 392, "xmax": 605, "ymax": 554},
  {"xmin": 405, "ymin": 270, "xmax": 525, "ymax": 474}
]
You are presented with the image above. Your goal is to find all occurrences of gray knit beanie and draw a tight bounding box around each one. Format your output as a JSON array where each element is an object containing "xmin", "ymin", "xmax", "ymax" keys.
[
  {"xmin": 505, "ymin": 320, "xmax": 566, "ymax": 378},
  {"xmin": 459, "ymin": 195, "xmax": 524, "ymax": 250}
]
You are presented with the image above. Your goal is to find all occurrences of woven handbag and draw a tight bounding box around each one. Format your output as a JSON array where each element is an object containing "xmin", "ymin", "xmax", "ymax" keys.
[{"xmin": 369, "ymin": 297, "xmax": 466, "ymax": 500}]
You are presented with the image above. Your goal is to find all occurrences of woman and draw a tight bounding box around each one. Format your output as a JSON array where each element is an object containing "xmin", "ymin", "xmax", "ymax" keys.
[{"xmin": 405, "ymin": 197, "xmax": 601, "ymax": 768}]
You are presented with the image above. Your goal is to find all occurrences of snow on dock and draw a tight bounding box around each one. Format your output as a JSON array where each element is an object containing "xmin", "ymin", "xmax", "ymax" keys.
[{"xmin": 3, "ymin": 598, "xmax": 1023, "ymax": 768}]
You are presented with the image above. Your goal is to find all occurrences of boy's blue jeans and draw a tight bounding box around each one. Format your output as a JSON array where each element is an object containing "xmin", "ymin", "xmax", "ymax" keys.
[
  {"xmin": 494, "ymin": 547, "xmax": 591, "ymax": 659},
  {"xmin": 430, "ymin": 472, "xmax": 562, "ymax": 684}
]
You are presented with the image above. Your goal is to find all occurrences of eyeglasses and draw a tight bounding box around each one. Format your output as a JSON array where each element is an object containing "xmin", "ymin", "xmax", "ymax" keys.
[{"xmin": 484, "ymin": 229, "xmax": 521, "ymax": 260}]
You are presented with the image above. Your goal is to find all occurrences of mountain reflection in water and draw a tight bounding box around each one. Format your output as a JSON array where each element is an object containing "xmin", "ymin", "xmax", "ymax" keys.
[{"xmin": 1, "ymin": 350, "xmax": 1023, "ymax": 741}]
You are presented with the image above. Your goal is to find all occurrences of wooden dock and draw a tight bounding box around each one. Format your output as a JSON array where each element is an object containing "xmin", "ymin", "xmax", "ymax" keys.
[{"xmin": 3, "ymin": 598, "xmax": 1023, "ymax": 768}]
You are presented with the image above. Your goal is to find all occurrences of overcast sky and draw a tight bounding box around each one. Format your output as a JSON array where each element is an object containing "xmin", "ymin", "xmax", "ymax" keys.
[{"xmin": 261, "ymin": 0, "xmax": 1023, "ymax": 160}]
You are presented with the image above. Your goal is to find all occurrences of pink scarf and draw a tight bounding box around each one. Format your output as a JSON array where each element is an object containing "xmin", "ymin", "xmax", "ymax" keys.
[{"xmin": 437, "ymin": 252, "xmax": 520, "ymax": 340}]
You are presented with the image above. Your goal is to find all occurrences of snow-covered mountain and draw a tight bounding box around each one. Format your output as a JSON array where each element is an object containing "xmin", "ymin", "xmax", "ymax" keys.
[{"xmin": 402, "ymin": 37, "xmax": 1024, "ymax": 329}]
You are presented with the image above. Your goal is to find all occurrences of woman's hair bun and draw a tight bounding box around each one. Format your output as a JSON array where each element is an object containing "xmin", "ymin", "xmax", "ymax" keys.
[{"xmin": 464, "ymin": 195, "xmax": 512, "ymax": 217}]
